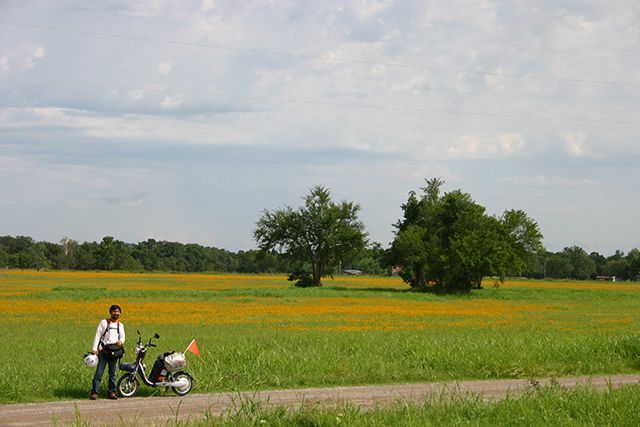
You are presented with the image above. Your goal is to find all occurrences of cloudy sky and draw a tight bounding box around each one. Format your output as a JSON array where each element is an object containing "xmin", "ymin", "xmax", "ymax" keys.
[{"xmin": 1, "ymin": 0, "xmax": 639, "ymax": 254}]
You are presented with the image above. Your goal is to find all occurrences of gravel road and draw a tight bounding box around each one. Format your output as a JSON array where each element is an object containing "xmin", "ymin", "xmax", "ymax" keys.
[{"xmin": 1, "ymin": 374, "xmax": 639, "ymax": 426}]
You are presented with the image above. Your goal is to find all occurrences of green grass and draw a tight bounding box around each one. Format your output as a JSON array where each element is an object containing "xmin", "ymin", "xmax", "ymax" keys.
[
  {"xmin": 1, "ymin": 271, "xmax": 640, "ymax": 403},
  {"xmin": 169, "ymin": 384, "xmax": 640, "ymax": 426},
  {"xmin": 2, "ymin": 322, "xmax": 639, "ymax": 403}
]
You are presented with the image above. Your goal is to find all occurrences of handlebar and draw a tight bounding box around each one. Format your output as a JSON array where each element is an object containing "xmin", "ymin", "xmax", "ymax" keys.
[{"xmin": 136, "ymin": 331, "xmax": 161, "ymax": 348}]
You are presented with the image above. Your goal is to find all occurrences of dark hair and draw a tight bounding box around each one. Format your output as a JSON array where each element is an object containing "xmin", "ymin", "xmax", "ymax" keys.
[{"xmin": 109, "ymin": 304, "xmax": 122, "ymax": 312}]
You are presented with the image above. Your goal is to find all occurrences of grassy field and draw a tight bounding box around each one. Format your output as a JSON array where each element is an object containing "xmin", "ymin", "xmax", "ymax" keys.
[
  {"xmin": 199, "ymin": 384, "xmax": 640, "ymax": 426},
  {"xmin": 1, "ymin": 270, "xmax": 639, "ymax": 404}
]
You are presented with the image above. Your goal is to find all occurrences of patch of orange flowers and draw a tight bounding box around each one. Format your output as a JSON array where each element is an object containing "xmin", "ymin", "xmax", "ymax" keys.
[
  {"xmin": 499, "ymin": 279, "xmax": 640, "ymax": 291},
  {"xmin": 1, "ymin": 270, "xmax": 638, "ymax": 333},
  {"xmin": 0, "ymin": 296, "xmax": 557, "ymax": 331}
]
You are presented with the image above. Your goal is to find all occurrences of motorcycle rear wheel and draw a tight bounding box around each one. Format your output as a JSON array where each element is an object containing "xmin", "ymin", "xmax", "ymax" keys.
[
  {"xmin": 171, "ymin": 371, "xmax": 193, "ymax": 396},
  {"xmin": 117, "ymin": 373, "xmax": 139, "ymax": 398}
]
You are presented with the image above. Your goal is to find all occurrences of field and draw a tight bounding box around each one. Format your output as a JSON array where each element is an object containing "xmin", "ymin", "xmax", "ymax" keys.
[
  {"xmin": 1, "ymin": 270, "xmax": 640, "ymax": 405},
  {"xmin": 197, "ymin": 384, "xmax": 640, "ymax": 426}
]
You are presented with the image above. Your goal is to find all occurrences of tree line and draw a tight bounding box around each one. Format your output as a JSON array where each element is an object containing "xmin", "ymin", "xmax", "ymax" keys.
[
  {"xmin": 0, "ymin": 235, "xmax": 385, "ymax": 275},
  {"xmin": 526, "ymin": 246, "xmax": 640, "ymax": 281},
  {"xmin": 1, "ymin": 234, "xmax": 635, "ymax": 281},
  {"xmin": 1, "ymin": 180, "xmax": 638, "ymax": 287}
]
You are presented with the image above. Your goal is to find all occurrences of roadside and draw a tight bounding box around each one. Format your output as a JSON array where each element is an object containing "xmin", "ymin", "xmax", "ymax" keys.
[{"xmin": 1, "ymin": 374, "xmax": 639, "ymax": 426}]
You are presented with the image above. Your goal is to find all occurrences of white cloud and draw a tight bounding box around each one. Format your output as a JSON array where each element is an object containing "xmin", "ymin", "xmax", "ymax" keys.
[
  {"xmin": 157, "ymin": 61, "xmax": 173, "ymax": 76},
  {"xmin": 447, "ymin": 136, "xmax": 481, "ymax": 158},
  {"xmin": 160, "ymin": 95, "xmax": 182, "ymax": 109},
  {"xmin": 25, "ymin": 46, "xmax": 45, "ymax": 69},
  {"xmin": 33, "ymin": 47, "xmax": 45, "ymax": 59},
  {"xmin": 201, "ymin": 0, "xmax": 216, "ymax": 13},
  {"xmin": 484, "ymin": 68, "xmax": 506, "ymax": 92},
  {"xmin": 562, "ymin": 132, "xmax": 592, "ymax": 157},
  {"xmin": 446, "ymin": 133, "xmax": 527, "ymax": 159},
  {"xmin": 499, "ymin": 134, "xmax": 526, "ymax": 153},
  {"xmin": 351, "ymin": 0, "xmax": 394, "ymax": 21}
]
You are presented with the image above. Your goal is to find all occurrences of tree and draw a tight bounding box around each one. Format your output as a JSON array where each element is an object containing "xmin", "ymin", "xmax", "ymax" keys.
[
  {"xmin": 545, "ymin": 247, "xmax": 596, "ymax": 279},
  {"xmin": 346, "ymin": 242, "xmax": 387, "ymax": 275},
  {"xmin": 562, "ymin": 246, "xmax": 596, "ymax": 280},
  {"xmin": 523, "ymin": 249, "xmax": 547, "ymax": 279},
  {"xmin": 546, "ymin": 253, "xmax": 572, "ymax": 278},
  {"xmin": 0, "ymin": 244, "xmax": 7, "ymax": 268},
  {"xmin": 5, "ymin": 237, "xmax": 50, "ymax": 270},
  {"xmin": 625, "ymin": 248, "xmax": 640, "ymax": 280},
  {"xmin": 183, "ymin": 244, "xmax": 208, "ymax": 272},
  {"xmin": 389, "ymin": 179, "xmax": 444, "ymax": 290},
  {"xmin": 389, "ymin": 178, "xmax": 543, "ymax": 293},
  {"xmin": 589, "ymin": 251, "xmax": 607, "ymax": 276},
  {"xmin": 501, "ymin": 209, "xmax": 545, "ymax": 275},
  {"xmin": 254, "ymin": 186, "xmax": 367, "ymax": 287},
  {"xmin": 603, "ymin": 258, "xmax": 629, "ymax": 279},
  {"xmin": 95, "ymin": 236, "xmax": 141, "ymax": 271},
  {"xmin": 75, "ymin": 241, "xmax": 100, "ymax": 270},
  {"xmin": 56, "ymin": 237, "xmax": 79, "ymax": 270}
]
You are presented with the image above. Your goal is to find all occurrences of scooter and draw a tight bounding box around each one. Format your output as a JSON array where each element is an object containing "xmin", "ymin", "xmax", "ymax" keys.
[{"xmin": 117, "ymin": 331, "xmax": 194, "ymax": 397}]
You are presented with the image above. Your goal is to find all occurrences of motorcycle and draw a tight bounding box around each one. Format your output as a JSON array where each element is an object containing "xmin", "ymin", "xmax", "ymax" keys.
[{"xmin": 117, "ymin": 331, "xmax": 194, "ymax": 398}]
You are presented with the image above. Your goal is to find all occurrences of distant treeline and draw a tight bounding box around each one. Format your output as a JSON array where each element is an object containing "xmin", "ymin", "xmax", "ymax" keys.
[
  {"xmin": 0, "ymin": 235, "xmax": 387, "ymax": 275},
  {"xmin": 526, "ymin": 246, "xmax": 640, "ymax": 281},
  {"xmin": 0, "ymin": 235, "xmax": 638, "ymax": 280}
]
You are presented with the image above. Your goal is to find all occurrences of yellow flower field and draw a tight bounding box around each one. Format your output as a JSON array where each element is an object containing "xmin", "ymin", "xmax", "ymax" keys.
[{"xmin": 1, "ymin": 270, "xmax": 639, "ymax": 333}]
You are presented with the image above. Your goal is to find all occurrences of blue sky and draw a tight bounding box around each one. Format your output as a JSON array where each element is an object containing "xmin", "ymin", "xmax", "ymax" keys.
[{"xmin": 1, "ymin": 0, "xmax": 639, "ymax": 254}]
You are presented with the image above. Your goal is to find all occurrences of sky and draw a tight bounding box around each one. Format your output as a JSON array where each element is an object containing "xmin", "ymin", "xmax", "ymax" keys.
[{"xmin": 1, "ymin": 0, "xmax": 639, "ymax": 255}]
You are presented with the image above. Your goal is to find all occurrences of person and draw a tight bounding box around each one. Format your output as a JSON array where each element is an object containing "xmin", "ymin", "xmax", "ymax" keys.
[{"xmin": 90, "ymin": 304, "xmax": 125, "ymax": 400}]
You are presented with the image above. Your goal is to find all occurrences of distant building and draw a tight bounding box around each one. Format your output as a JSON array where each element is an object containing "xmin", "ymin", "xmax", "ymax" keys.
[{"xmin": 595, "ymin": 276, "xmax": 616, "ymax": 282}]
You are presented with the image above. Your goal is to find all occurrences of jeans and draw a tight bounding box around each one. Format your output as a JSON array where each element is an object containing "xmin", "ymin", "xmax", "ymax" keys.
[{"xmin": 92, "ymin": 352, "xmax": 118, "ymax": 394}]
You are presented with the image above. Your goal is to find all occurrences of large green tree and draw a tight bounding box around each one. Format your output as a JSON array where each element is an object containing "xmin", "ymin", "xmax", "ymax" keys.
[
  {"xmin": 562, "ymin": 246, "xmax": 596, "ymax": 280},
  {"xmin": 254, "ymin": 186, "xmax": 367, "ymax": 287},
  {"xmin": 389, "ymin": 178, "xmax": 543, "ymax": 293}
]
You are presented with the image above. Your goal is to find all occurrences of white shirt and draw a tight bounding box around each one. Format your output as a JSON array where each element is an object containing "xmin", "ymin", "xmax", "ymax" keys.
[{"xmin": 92, "ymin": 319, "xmax": 126, "ymax": 353}]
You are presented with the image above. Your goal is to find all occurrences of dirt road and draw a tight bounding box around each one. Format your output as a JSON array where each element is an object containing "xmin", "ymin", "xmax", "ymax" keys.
[{"xmin": 1, "ymin": 374, "xmax": 639, "ymax": 426}]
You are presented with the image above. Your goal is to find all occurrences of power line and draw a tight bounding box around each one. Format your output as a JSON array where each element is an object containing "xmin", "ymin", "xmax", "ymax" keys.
[
  {"xmin": 3, "ymin": 72, "xmax": 639, "ymax": 126},
  {"xmin": 2, "ymin": 20, "xmax": 639, "ymax": 88}
]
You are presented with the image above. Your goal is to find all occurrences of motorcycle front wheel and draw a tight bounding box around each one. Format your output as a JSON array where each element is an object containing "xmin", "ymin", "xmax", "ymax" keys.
[
  {"xmin": 117, "ymin": 373, "xmax": 139, "ymax": 398},
  {"xmin": 171, "ymin": 371, "xmax": 193, "ymax": 396}
]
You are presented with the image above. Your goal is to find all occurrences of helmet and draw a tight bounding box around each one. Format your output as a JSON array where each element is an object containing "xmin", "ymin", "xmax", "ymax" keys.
[{"xmin": 84, "ymin": 353, "xmax": 98, "ymax": 368}]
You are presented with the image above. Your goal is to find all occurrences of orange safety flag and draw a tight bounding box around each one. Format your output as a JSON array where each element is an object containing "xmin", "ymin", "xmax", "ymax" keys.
[{"xmin": 185, "ymin": 339, "xmax": 201, "ymax": 356}]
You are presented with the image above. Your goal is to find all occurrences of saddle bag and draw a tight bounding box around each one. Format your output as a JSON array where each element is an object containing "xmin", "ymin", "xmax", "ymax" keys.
[
  {"xmin": 102, "ymin": 343, "xmax": 125, "ymax": 359},
  {"xmin": 164, "ymin": 352, "xmax": 187, "ymax": 372}
]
